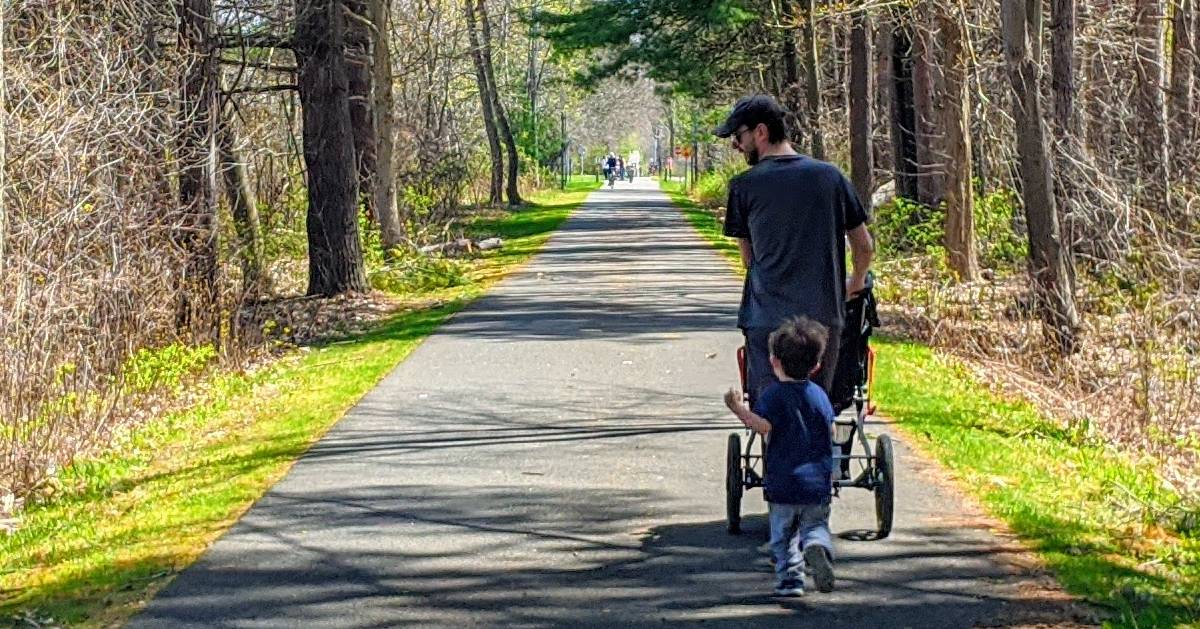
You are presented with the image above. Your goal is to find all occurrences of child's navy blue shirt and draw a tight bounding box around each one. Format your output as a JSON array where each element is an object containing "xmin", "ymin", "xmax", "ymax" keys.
[{"xmin": 754, "ymin": 379, "xmax": 834, "ymax": 505}]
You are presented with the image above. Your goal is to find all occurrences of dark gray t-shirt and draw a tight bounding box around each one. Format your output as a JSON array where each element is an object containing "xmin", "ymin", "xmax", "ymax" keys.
[{"xmin": 722, "ymin": 155, "xmax": 869, "ymax": 330}]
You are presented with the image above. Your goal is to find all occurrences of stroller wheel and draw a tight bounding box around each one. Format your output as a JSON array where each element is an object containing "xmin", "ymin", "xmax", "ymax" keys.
[
  {"xmin": 726, "ymin": 433, "xmax": 743, "ymax": 534},
  {"xmin": 873, "ymin": 434, "xmax": 895, "ymax": 539}
]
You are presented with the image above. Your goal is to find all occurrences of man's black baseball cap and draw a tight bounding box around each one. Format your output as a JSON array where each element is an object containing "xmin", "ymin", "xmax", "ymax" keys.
[{"xmin": 713, "ymin": 94, "xmax": 787, "ymax": 138}]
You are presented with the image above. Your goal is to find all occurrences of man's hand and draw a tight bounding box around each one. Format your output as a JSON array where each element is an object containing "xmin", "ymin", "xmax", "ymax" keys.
[
  {"xmin": 846, "ymin": 223, "xmax": 874, "ymax": 300},
  {"xmin": 846, "ymin": 274, "xmax": 867, "ymax": 299}
]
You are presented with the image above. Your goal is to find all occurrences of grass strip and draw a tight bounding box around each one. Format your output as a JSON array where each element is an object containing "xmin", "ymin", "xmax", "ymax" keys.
[
  {"xmin": 660, "ymin": 177, "xmax": 1200, "ymax": 628},
  {"xmin": 0, "ymin": 177, "xmax": 600, "ymax": 628}
]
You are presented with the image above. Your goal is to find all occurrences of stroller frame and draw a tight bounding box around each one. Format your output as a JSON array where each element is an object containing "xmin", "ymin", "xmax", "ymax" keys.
[{"xmin": 724, "ymin": 282, "xmax": 894, "ymax": 539}]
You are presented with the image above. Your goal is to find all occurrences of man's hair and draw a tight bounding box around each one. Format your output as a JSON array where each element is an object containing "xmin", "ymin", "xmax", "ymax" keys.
[
  {"xmin": 758, "ymin": 110, "xmax": 787, "ymax": 144},
  {"xmin": 768, "ymin": 316, "xmax": 829, "ymax": 380}
]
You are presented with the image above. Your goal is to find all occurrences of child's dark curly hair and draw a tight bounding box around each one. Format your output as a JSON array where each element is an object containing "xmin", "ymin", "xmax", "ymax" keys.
[{"xmin": 768, "ymin": 316, "xmax": 829, "ymax": 381}]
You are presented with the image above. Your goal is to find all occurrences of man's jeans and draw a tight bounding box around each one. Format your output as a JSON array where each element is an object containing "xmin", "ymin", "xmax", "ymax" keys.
[{"xmin": 769, "ymin": 501, "xmax": 834, "ymax": 582}]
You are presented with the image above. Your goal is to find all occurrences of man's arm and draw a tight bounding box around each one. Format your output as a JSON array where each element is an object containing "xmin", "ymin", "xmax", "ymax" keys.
[
  {"xmin": 736, "ymin": 238, "xmax": 752, "ymax": 270},
  {"xmin": 846, "ymin": 223, "xmax": 874, "ymax": 296}
]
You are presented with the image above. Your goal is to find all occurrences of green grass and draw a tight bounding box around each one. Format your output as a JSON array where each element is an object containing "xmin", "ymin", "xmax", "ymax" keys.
[
  {"xmin": 0, "ymin": 177, "xmax": 600, "ymax": 628},
  {"xmin": 660, "ymin": 177, "xmax": 1200, "ymax": 628},
  {"xmin": 875, "ymin": 341, "xmax": 1200, "ymax": 628}
]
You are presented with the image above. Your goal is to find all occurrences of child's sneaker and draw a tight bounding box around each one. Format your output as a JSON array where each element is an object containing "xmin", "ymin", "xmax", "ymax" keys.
[
  {"xmin": 803, "ymin": 545, "xmax": 835, "ymax": 592},
  {"xmin": 773, "ymin": 578, "xmax": 804, "ymax": 597}
]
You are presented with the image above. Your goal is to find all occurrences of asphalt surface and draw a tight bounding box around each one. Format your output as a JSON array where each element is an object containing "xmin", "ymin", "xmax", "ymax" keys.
[{"xmin": 131, "ymin": 178, "xmax": 1089, "ymax": 628}]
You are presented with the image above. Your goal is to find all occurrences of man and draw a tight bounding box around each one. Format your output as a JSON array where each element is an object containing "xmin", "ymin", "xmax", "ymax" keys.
[{"xmin": 714, "ymin": 94, "xmax": 875, "ymax": 401}]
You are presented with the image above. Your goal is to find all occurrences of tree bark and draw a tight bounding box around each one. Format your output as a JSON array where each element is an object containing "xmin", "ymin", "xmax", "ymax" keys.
[
  {"xmin": 874, "ymin": 21, "xmax": 894, "ymax": 192},
  {"xmin": 216, "ymin": 100, "xmax": 266, "ymax": 293},
  {"xmin": 1169, "ymin": 0, "xmax": 1195, "ymax": 151},
  {"xmin": 782, "ymin": 10, "xmax": 806, "ymax": 148},
  {"xmin": 1, "ymin": 2, "xmax": 7, "ymax": 275},
  {"xmin": 370, "ymin": 0, "xmax": 404, "ymax": 251},
  {"xmin": 799, "ymin": 0, "xmax": 825, "ymax": 159},
  {"xmin": 888, "ymin": 12, "xmax": 919, "ymax": 202},
  {"xmin": 1080, "ymin": 3, "xmax": 1111, "ymax": 162},
  {"xmin": 345, "ymin": 0, "xmax": 377, "ymax": 226},
  {"xmin": 935, "ymin": 4, "xmax": 979, "ymax": 281},
  {"xmin": 849, "ymin": 4, "xmax": 873, "ymax": 206},
  {"xmin": 464, "ymin": 0, "xmax": 504, "ymax": 205},
  {"xmin": 1133, "ymin": 0, "xmax": 1173, "ymax": 217},
  {"xmin": 1194, "ymin": 6, "xmax": 1200, "ymax": 128},
  {"xmin": 668, "ymin": 103, "xmax": 676, "ymax": 178},
  {"xmin": 911, "ymin": 11, "xmax": 939, "ymax": 208},
  {"xmin": 1050, "ymin": 0, "xmax": 1077, "ymax": 135},
  {"xmin": 1049, "ymin": 0, "xmax": 1082, "ymax": 259},
  {"xmin": 294, "ymin": 0, "xmax": 367, "ymax": 296},
  {"xmin": 1000, "ymin": 0, "xmax": 1079, "ymax": 354},
  {"xmin": 478, "ymin": 0, "xmax": 522, "ymax": 205},
  {"xmin": 176, "ymin": 0, "xmax": 220, "ymax": 340}
]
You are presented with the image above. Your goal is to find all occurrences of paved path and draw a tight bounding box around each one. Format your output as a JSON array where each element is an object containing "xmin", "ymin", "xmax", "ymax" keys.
[{"xmin": 132, "ymin": 179, "xmax": 1086, "ymax": 628}]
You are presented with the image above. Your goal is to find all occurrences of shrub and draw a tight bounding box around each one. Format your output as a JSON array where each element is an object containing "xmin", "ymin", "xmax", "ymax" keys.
[
  {"xmin": 694, "ymin": 162, "xmax": 744, "ymax": 209},
  {"xmin": 872, "ymin": 196, "xmax": 944, "ymax": 259},
  {"xmin": 975, "ymin": 187, "xmax": 1027, "ymax": 268},
  {"xmin": 367, "ymin": 249, "xmax": 469, "ymax": 295},
  {"xmin": 121, "ymin": 343, "xmax": 218, "ymax": 395},
  {"xmin": 872, "ymin": 186, "xmax": 1025, "ymax": 271}
]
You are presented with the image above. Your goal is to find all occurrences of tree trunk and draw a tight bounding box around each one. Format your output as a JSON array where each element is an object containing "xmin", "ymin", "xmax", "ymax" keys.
[
  {"xmin": 526, "ymin": 0, "xmax": 541, "ymax": 187},
  {"xmin": 668, "ymin": 103, "xmax": 676, "ymax": 178},
  {"xmin": 799, "ymin": 0, "xmax": 825, "ymax": 159},
  {"xmin": 478, "ymin": 0, "xmax": 522, "ymax": 205},
  {"xmin": 849, "ymin": 4, "xmax": 873, "ymax": 206},
  {"xmin": 1133, "ymin": 0, "xmax": 1173, "ymax": 217},
  {"xmin": 911, "ymin": 11, "xmax": 939, "ymax": 208},
  {"xmin": 216, "ymin": 101, "xmax": 266, "ymax": 293},
  {"xmin": 782, "ymin": 13, "xmax": 806, "ymax": 148},
  {"xmin": 294, "ymin": 0, "xmax": 368, "ymax": 296},
  {"xmin": 1001, "ymin": 0, "xmax": 1079, "ymax": 354},
  {"xmin": 935, "ymin": 5, "xmax": 979, "ymax": 281},
  {"xmin": 1194, "ymin": 6, "xmax": 1200, "ymax": 130},
  {"xmin": 1050, "ymin": 0, "xmax": 1077, "ymax": 135},
  {"xmin": 464, "ymin": 0, "xmax": 504, "ymax": 205},
  {"xmin": 1081, "ymin": 3, "xmax": 1112, "ymax": 162},
  {"xmin": 1169, "ymin": 0, "xmax": 1195, "ymax": 151},
  {"xmin": 345, "ymin": 0, "xmax": 377, "ymax": 224},
  {"xmin": 1, "ymin": 2, "xmax": 7, "ymax": 275},
  {"xmin": 370, "ymin": 0, "xmax": 404, "ymax": 251},
  {"xmin": 888, "ymin": 12, "xmax": 919, "ymax": 202},
  {"xmin": 140, "ymin": 20, "xmax": 174, "ymax": 203},
  {"xmin": 1050, "ymin": 0, "xmax": 1081, "ymax": 258},
  {"xmin": 176, "ymin": 0, "xmax": 220, "ymax": 340},
  {"xmin": 874, "ymin": 21, "xmax": 894, "ymax": 193}
]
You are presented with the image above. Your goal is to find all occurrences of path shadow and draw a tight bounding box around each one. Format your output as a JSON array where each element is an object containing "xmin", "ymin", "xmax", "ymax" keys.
[{"xmin": 129, "ymin": 484, "xmax": 1099, "ymax": 628}]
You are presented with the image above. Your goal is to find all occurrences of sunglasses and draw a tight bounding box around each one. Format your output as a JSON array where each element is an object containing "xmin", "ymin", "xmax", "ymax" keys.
[{"xmin": 732, "ymin": 125, "xmax": 755, "ymax": 145}]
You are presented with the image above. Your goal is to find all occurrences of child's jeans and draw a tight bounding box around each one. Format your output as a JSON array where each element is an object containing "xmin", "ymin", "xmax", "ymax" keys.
[{"xmin": 769, "ymin": 501, "xmax": 834, "ymax": 582}]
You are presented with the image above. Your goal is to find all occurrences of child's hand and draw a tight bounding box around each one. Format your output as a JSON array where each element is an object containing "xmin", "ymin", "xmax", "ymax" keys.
[{"xmin": 724, "ymin": 388, "xmax": 745, "ymax": 415}]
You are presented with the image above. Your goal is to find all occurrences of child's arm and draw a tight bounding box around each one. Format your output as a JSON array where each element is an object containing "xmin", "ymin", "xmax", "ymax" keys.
[{"xmin": 724, "ymin": 388, "xmax": 772, "ymax": 435}]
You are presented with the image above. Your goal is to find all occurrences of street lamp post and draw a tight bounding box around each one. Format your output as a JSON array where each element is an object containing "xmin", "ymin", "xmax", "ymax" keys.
[
  {"xmin": 653, "ymin": 126, "xmax": 660, "ymax": 179},
  {"xmin": 560, "ymin": 110, "xmax": 567, "ymax": 190}
]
